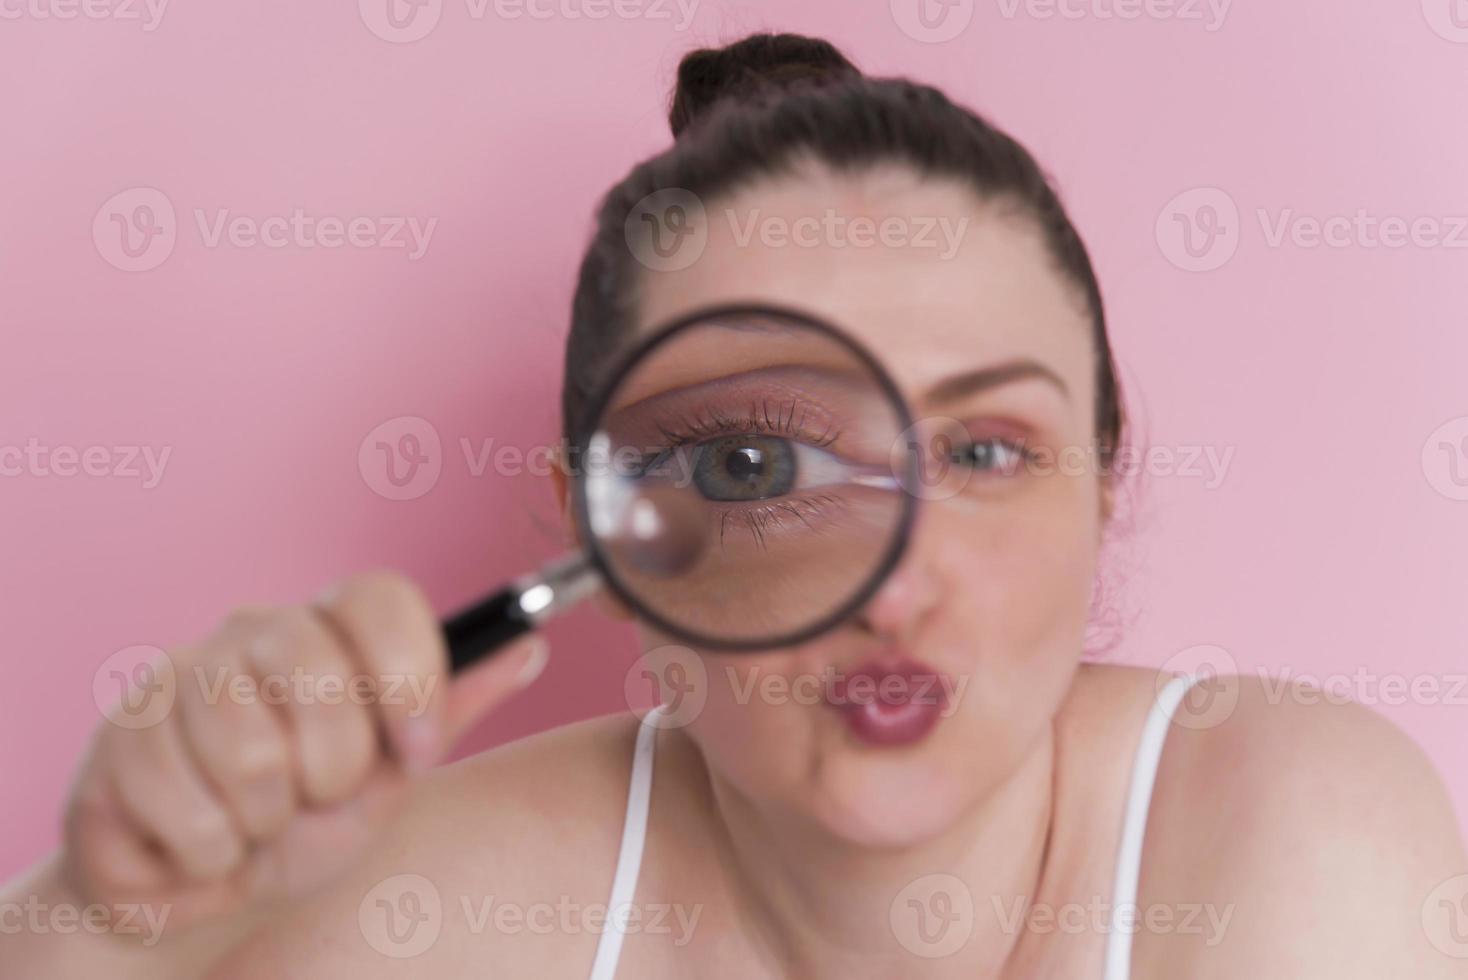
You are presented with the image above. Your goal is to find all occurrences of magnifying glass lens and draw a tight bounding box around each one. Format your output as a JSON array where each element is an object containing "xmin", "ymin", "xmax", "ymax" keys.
[{"xmin": 579, "ymin": 309, "xmax": 914, "ymax": 649}]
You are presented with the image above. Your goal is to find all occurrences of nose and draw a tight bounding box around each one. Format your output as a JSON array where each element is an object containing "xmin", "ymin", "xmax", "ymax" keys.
[{"xmin": 854, "ymin": 536, "xmax": 942, "ymax": 640}]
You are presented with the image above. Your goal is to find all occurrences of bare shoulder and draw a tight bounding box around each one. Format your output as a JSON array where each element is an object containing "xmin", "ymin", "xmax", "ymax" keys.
[
  {"xmin": 216, "ymin": 711, "xmax": 645, "ymax": 979},
  {"xmin": 1124, "ymin": 670, "xmax": 1468, "ymax": 978}
]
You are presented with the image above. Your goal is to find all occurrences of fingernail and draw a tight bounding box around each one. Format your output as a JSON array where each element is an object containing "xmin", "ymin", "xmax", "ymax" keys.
[
  {"xmin": 514, "ymin": 639, "xmax": 549, "ymax": 689},
  {"xmin": 402, "ymin": 716, "xmax": 440, "ymax": 774},
  {"xmin": 314, "ymin": 579, "xmax": 343, "ymax": 606}
]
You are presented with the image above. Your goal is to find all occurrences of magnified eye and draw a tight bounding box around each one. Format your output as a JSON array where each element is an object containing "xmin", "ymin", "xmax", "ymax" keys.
[{"xmin": 692, "ymin": 435, "xmax": 796, "ymax": 501}]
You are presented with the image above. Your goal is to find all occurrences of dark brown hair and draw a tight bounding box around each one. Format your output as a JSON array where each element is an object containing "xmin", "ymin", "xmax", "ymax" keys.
[{"xmin": 563, "ymin": 32, "xmax": 1123, "ymax": 473}]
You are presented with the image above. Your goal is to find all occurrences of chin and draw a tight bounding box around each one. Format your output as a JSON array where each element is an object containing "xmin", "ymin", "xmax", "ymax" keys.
[{"xmin": 805, "ymin": 751, "xmax": 972, "ymax": 849}]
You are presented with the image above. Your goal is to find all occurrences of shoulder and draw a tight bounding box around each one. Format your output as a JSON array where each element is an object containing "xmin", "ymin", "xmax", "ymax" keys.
[
  {"xmin": 216, "ymin": 711, "xmax": 646, "ymax": 979},
  {"xmin": 1128, "ymin": 670, "xmax": 1468, "ymax": 977}
]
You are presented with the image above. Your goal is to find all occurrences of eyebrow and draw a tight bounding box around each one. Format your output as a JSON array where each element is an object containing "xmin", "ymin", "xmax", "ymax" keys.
[{"xmin": 923, "ymin": 359, "xmax": 1071, "ymax": 406}]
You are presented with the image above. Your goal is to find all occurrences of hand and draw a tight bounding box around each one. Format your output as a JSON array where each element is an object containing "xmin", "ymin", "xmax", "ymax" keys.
[{"xmin": 59, "ymin": 570, "xmax": 547, "ymax": 938}]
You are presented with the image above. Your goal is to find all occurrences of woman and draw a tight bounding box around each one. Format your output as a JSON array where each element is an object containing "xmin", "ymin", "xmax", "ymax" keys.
[{"xmin": 8, "ymin": 32, "xmax": 1466, "ymax": 979}]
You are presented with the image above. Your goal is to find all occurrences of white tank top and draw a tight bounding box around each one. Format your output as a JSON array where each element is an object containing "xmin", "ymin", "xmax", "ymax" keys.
[{"xmin": 588, "ymin": 673, "xmax": 1202, "ymax": 980}]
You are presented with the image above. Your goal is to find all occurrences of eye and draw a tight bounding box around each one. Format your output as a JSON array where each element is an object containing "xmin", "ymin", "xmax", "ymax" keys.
[
  {"xmin": 691, "ymin": 435, "xmax": 796, "ymax": 501},
  {"xmin": 952, "ymin": 437, "xmax": 1027, "ymax": 475}
]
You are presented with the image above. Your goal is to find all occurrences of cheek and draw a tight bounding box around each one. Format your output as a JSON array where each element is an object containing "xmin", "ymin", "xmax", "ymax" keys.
[
  {"xmin": 633, "ymin": 624, "xmax": 818, "ymax": 783},
  {"xmin": 935, "ymin": 472, "xmax": 1101, "ymax": 691},
  {"xmin": 686, "ymin": 654, "xmax": 824, "ymax": 785}
]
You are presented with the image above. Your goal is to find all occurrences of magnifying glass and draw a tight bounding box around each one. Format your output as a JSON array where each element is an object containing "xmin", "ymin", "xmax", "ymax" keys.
[{"xmin": 444, "ymin": 303, "xmax": 919, "ymax": 670}]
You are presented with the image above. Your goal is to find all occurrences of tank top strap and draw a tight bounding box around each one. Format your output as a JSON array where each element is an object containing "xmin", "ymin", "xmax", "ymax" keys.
[
  {"xmin": 587, "ymin": 704, "xmax": 665, "ymax": 980},
  {"xmin": 1101, "ymin": 672, "xmax": 1205, "ymax": 980}
]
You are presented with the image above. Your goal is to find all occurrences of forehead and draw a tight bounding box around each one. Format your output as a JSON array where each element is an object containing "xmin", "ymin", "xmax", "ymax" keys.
[{"xmin": 630, "ymin": 163, "xmax": 1096, "ymax": 410}]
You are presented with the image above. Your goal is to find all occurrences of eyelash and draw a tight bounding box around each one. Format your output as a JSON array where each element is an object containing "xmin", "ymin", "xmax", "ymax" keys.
[
  {"xmin": 650, "ymin": 398, "xmax": 840, "ymax": 450},
  {"xmin": 720, "ymin": 492, "xmax": 843, "ymax": 550}
]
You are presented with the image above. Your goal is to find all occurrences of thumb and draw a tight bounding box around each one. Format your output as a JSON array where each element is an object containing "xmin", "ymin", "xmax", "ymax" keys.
[{"xmin": 441, "ymin": 634, "xmax": 549, "ymax": 747}]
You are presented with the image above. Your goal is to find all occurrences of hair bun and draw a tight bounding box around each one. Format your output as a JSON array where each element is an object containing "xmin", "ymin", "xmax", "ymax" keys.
[{"xmin": 668, "ymin": 33, "xmax": 859, "ymax": 137}]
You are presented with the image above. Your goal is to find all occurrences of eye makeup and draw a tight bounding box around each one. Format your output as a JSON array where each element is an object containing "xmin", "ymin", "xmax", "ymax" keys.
[{"xmin": 604, "ymin": 365, "xmax": 898, "ymax": 550}]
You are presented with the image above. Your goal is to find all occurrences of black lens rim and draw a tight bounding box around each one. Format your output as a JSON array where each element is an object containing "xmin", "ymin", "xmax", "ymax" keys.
[{"xmin": 570, "ymin": 302, "xmax": 920, "ymax": 653}]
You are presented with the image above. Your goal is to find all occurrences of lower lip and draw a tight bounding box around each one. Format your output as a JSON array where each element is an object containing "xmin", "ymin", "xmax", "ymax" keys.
[{"xmin": 827, "ymin": 660, "xmax": 949, "ymax": 747}]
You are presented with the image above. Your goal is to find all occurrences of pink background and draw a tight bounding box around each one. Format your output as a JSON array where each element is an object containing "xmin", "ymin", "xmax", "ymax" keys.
[{"xmin": 3, "ymin": 0, "xmax": 1467, "ymax": 879}]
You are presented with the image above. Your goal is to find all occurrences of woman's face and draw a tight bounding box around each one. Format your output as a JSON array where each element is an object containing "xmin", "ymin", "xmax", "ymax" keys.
[{"xmin": 619, "ymin": 162, "xmax": 1106, "ymax": 848}]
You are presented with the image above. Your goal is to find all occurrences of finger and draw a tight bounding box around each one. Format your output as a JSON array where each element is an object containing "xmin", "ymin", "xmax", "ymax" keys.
[
  {"xmin": 104, "ymin": 711, "xmax": 245, "ymax": 883},
  {"xmin": 175, "ymin": 638, "xmax": 294, "ymax": 840},
  {"xmin": 64, "ymin": 741, "xmax": 169, "ymax": 903},
  {"xmin": 443, "ymin": 634, "xmax": 548, "ymax": 747},
  {"xmin": 239, "ymin": 607, "xmax": 378, "ymax": 807},
  {"xmin": 312, "ymin": 570, "xmax": 450, "ymax": 773},
  {"xmin": 252, "ymin": 766, "xmax": 411, "ymax": 903}
]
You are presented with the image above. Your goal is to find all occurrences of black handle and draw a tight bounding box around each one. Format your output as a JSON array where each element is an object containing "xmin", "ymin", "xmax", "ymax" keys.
[{"xmin": 443, "ymin": 586, "xmax": 533, "ymax": 673}]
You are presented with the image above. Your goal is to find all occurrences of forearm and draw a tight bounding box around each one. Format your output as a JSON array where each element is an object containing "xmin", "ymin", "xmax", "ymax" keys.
[{"xmin": 0, "ymin": 853, "xmax": 262, "ymax": 980}]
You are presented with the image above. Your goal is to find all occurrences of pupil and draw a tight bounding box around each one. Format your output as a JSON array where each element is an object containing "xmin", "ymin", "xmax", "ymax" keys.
[{"xmin": 726, "ymin": 446, "xmax": 766, "ymax": 483}]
